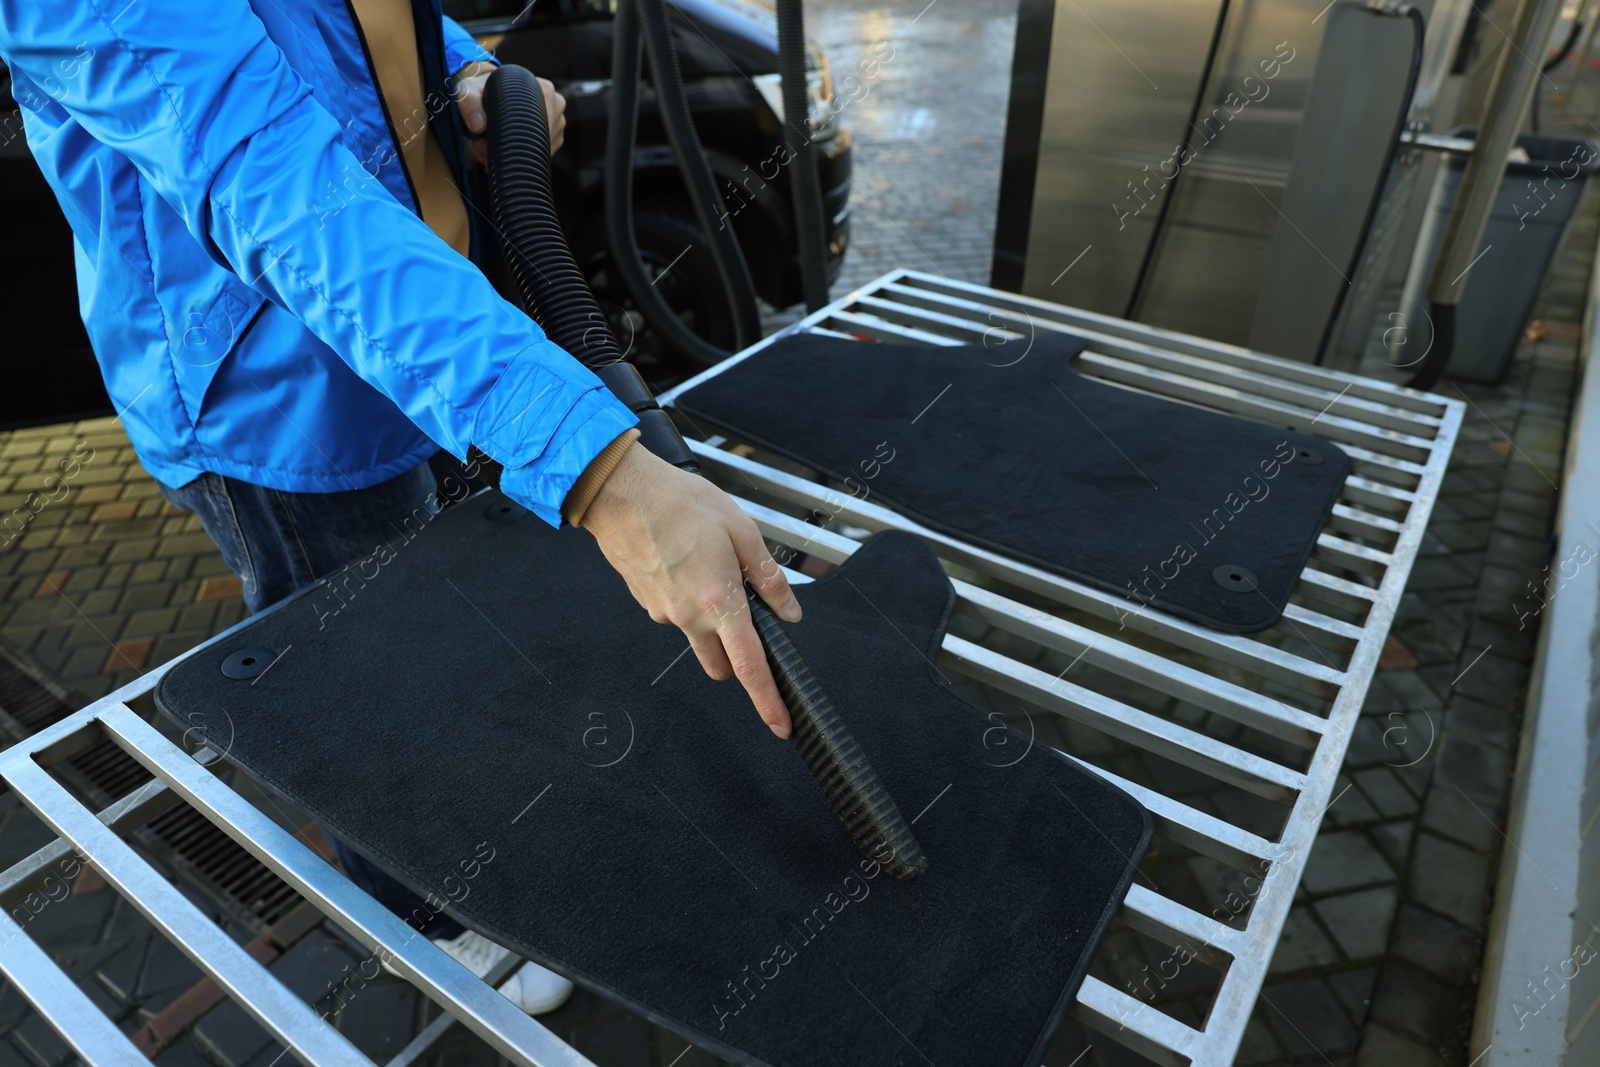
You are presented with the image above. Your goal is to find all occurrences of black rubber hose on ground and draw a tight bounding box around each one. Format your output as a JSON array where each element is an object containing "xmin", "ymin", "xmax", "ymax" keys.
[
  {"xmin": 635, "ymin": 0, "xmax": 763, "ymax": 351},
  {"xmin": 777, "ymin": 0, "xmax": 831, "ymax": 313},
  {"xmin": 604, "ymin": 0, "xmax": 744, "ymax": 368},
  {"xmin": 482, "ymin": 64, "xmax": 928, "ymax": 880}
]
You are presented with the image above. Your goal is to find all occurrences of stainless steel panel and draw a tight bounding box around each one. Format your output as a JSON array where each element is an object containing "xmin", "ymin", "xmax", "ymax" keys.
[
  {"xmin": 1131, "ymin": 0, "xmax": 1323, "ymax": 343},
  {"xmin": 1015, "ymin": 0, "xmax": 1226, "ymax": 314},
  {"xmin": 1248, "ymin": 2, "xmax": 1420, "ymax": 362}
]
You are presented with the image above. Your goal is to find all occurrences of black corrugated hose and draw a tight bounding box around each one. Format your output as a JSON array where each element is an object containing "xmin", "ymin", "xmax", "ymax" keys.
[
  {"xmin": 606, "ymin": 0, "xmax": 762, "ymax": 361},
  {"xmin": 602, "ymin": 0, "xmax": 730, "ymax": 368},
  {"xmin": 777, "ymin": 0, "xmax": 831, "ymax": 313},
  {"xmin": 481, "ymin": 64, "xmax": 928, "ymax": 880}
]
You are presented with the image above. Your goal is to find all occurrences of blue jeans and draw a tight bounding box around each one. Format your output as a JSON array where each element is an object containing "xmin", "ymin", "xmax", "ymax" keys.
[{"xmin": 157, "ymin": 459, "xmax": 471, "ymax": 940}]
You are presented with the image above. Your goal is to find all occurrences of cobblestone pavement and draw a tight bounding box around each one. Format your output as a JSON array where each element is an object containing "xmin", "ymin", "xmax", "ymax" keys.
[{"xmin": 0, "ymin": 0, "xmax": 1593, "ymax": 1063}]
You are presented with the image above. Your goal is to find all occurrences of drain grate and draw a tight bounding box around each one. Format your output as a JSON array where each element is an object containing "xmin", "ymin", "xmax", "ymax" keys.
[{"xmin": 0, "ymin": 641, "xmax": 301, "ymax": 931}]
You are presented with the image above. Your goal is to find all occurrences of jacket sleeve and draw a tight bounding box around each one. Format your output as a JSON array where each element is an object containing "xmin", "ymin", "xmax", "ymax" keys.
[
  {"xmin": 0, "ymin": 0, "xmax": 634, "ymax": 527},
  {"xmin": 442, "ymin": 13, "xmax": 498, "ymax": 75}
]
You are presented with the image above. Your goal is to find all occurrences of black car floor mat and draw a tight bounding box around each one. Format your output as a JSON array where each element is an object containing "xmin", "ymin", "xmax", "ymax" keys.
[
  {"xmin": 156, "ymin": 505, "xmax": 1151, "ymax": 1067},
  {"xmin": 675, "ymin": 333, "xmax": 1353, "ymax": 633}
]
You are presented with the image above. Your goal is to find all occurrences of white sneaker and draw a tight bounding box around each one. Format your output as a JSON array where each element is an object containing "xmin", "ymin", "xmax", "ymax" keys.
[{"xmin": 386, "ymin": 929, "xmax": 575, "ymax": 1015}]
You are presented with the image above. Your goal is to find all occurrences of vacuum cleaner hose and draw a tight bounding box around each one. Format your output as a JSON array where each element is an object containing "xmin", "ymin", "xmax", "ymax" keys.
[
  {"xmin": 633, "ymin": 0, "xmax": 762, "ymax": 349},
  {"xmin": 603, "ymin": 0, "xmax": 734, "ymax": 369},
  {"xmin": 482, "ymin": 64, "xmax": 927, "ymax": 879},
  {"xmin": 484, "ymin": 65, "xmax": 692, "ymax": 468},
  {"xmin": 776, "ymin": 0, "xmax": 831, "ymax": 314}
]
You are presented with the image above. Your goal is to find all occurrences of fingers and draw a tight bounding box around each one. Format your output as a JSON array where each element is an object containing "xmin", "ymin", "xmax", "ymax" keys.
[
  {"xmin": 718, "ymin": 613, "xmax": 791, "ymax": 739},
  {"xmin": 687, "ymin": 631, "xmax": 733, "ymax": 682},
  {"xmin": 538, "ymin": 77, "xmax": 567, "ymax": 155},
  {"xmin": 455, "ymin": 74, "xmax": 488, "ymax": 134},
  {"xmin": 731, "ymin": 517, "xmax": 801, "ymax": 623}
]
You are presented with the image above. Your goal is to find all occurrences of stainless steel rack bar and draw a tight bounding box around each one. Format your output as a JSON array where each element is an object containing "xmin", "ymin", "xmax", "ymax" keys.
[{"xmin": 0, "ymin": 642, "xmax": 596, "ymax": 1067}]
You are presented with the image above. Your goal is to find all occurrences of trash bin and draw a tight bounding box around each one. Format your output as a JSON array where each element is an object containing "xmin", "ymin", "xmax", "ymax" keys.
[{"xmin": 1404, "ymin": 127, "xmax": 1600, "ymax": 383}]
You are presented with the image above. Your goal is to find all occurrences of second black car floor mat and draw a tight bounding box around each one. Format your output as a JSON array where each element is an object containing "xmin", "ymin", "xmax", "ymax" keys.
[
  {"xmin": 156, "ymin": 503, "xmax": 1151, "ymax": 1067},
  {"xmin": 675, "ymin": 333, "xmax": 1352, "ymax": 633}
]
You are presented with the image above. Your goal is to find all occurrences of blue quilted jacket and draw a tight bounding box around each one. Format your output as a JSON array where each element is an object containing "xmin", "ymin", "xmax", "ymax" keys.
[{"xmin": 0, "ymin": 1, "xmax": 637, "ymax": 526}]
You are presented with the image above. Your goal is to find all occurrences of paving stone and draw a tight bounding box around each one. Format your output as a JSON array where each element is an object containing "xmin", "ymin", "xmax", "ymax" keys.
[
  {"xmin": 150, "ymin": 631, "xmax": 211, "ymax": 667},
  {"xmin": 1314, "ymin": 886, "xmax": 1398, "ymax": 962},
  {"xmin": 1376, "ymin": 670, "xmax": 1444, "ymax": 714},
  {"xmin": 194, "ymin": 1001, "xmax": 274, "ymax": 1067},
  {"xmin": 1497, "ymin": 489, "xmax": 1557, "ymax": 523},
  {"xmin": 1502, "ymin": 462, "xmax": 1562, "ymax": 494},
  {"xmin": 1450, "ymin": 653, "xmax": 1526, "ymax": 711},
  {"xmin": 0, "ymin": 985, "xmax": 33, "ymax": 1032},
  {"xmin": 114, "ymin": 583, "xmax": 170, "ymax": 614},
  {"xmin": 127, "ymin": 560, "xmax": 166, "ymax": 585},
  {"xmin": 1344, "ymin": 716, "xmax": 1400, "ymax": 770},
  {"xmin": 330, "ymin": 978, "xmax": 419, "ymax": 1059},
  {"xmin": 177, "ymin": 602, "xmax": 220, "ymax": 632},
  {"xmin": 1352, "ymin": 767, "xmax": 1420, "ymax": 818},
  {"xmin": 1324, "ymin": 774, "xmax": 1380, "ymax": 829},
  {"xmin": 120, "ymin": 607, "xmax": 179, "ymax": 639},
  {"xmin": 1389, "ymin": 904, "xmax": 1482, "ymax": 987},
  {"xmin": 1443, "ymin": 695, "xmax": 1516, "ymax": 749},
  {"xmin": 155, "ymin": 533, "xmax": 219, "ymax": 558},
  {"xmin": 1355, "ymin": 1021, "xmax": 1448, "ymax": 1066},
  {"xmin": 1368, "ymin": 960, "xmax": 1471, "ymax": 1049},
  {"xmin": 1269, "ymin": 905, "xmax": 1341, "ymax": 973},
  {"xmin": 105, "ymin": 636, "xmax": 155, "ymax": 673},
  {"xmin": 1471, "ymin": 565, "xmax": 1529, "ymax": 613},
  {"xmin": 137, "ymin": 937, "xmax": 204, "ymax": 1001},
  {"xmin": 74, "ymin": 589, "xmax": 117, "ymax": 617},
  {"xmin": 1301, "ymin": 831, "xmax": 1396, "ymax": 896},
  {"xmin": 20, "ymin": 890, "xmax": 117, "ymax": 952},
  {"xmin": 1404, "ymin": 557, "xmax": 1479, "ymax": 592},
  {"xmin": 1330, "ymin": 966, "xmax": 1378, "ymax": 1023},
  {"xmin": 1435, "ymin": 735, "xmax": 1509, "ymax": 806},
  {"xmin": 103, "ymin": 539, "xmax": 157, "ymax": 563},
  {"xmin": 93, "ymin": 938, "xmax": 145, "ymax": 1007},
  {"xmin": 1420, "ymin": 781, "xmax": 1500, "ymax": 855},
  {"xmin": 571, "ymin": 1014, "xmax": 654, "ymax": 1066},
  {"xmin": 70, "ymin": 484, "xmax": 121, "ymax": 505},
  {"xmin": 1259, "ymin": 977, "xmax": 1361, "ymax": 1058},
  {"xmin": 1408, "ymin": 833, "xmax": 1492, "ymax": 929},
  {"xmin": 1484, "ymin": 529, "xmax": 1549, "ymax": 571},
  {"xmin": 150, "ymin": 1034, "xmax": 217, "ymax": 1067},
  {"xmin": 11, "ymin": 1013, "xmax": 74, "ymax": 1067}
]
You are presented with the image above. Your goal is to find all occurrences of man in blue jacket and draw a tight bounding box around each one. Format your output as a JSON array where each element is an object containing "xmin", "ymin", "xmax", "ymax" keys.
[{"xmin": 0, "ymin": 0, "xmax": 801, "ymax": 1016}]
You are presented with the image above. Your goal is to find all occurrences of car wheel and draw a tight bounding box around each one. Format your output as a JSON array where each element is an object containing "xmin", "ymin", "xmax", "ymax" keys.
[{"xmin": 575, "ymin": 207, "xmax": 740, "ymax": 389}]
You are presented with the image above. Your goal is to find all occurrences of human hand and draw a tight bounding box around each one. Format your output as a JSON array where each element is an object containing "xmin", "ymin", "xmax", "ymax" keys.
[
  {"xmin": 578, "ymin": 445, "xmax": 802, "ymax": 738},
  {"xmin": 455, "ymin": 67, "xmax": 566, "ymax": 166}
]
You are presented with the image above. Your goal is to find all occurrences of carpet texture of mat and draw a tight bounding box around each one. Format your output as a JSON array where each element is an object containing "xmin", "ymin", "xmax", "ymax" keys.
[
  {"xmin": 156, "ymin": 502, "xmax": 1151, "ymax": 1067},
  {"xmin": 675, "ymin": 333, "xmax": 1353, "ymax": 632}
]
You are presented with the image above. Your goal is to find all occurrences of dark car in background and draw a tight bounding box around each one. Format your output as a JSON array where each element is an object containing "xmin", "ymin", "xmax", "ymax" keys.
[{"xmin": 0, "ymin": 0, "xmax": 852, "ymax": 427}]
